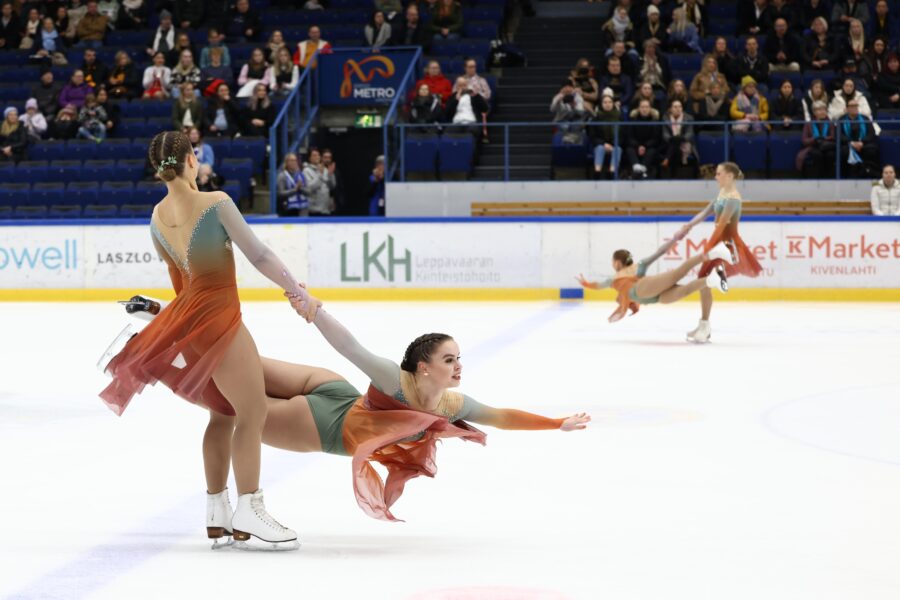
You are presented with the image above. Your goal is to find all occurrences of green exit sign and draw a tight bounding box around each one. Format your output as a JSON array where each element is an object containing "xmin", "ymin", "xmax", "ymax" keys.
[{"xmin": 355, "ymin": 113, "xmax": 383, "ymax": 128}]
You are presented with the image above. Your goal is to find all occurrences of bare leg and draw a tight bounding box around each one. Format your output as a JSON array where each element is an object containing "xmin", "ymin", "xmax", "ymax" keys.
[
  {"xmin": 634, "ymin": 252, "xmax": 707, "ymax": 299},
  {"xmin": 700, "ymin": 287, "xmax": 713, "ymax": 320},
  {"xmin": 260, "ymin": 357, "xmax": 344, "ymax": 399},
  {"xmin": 658, "ymin": 278, "xmax": 707, "ymax": 304},
  {"xmin": 263, "ymin": 395, "xmax": 323, "ymax": 453},
  {"xmin": 212, "ymin": 324, "xmax": 267, "ymax": 495},
  {"xmin": 203, "ymin": 410, "xmax": 234, "ymax": 493}
]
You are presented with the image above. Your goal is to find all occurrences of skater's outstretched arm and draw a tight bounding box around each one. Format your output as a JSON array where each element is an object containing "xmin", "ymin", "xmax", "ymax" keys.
[
  {"xmin": 575, "ymin": 273, "xmax": 613, "ymax": 290},
  {"xmin": 678, "ymin": 200, "xmax": 716, "ymax": 237},
  {"xmin": 638, "ymin": 236, "xmax": 681, "ymax": 269},
  {"xmin": 310, "ymin": 307, "xmax": 401, "ymax": 395},
  {"xmin": 458, "ymin": 397, "xmax": 589, "ymax": 431}
]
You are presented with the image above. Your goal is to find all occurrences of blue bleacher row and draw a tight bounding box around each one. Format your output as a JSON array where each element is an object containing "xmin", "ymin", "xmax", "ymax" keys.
[
  {"xmin": 0, "ymin": 180, "xmax": 243, "ymax": 220},
  {"xmin": 403, "ymin": 133, "xmax": 477, "ymax": 177}
]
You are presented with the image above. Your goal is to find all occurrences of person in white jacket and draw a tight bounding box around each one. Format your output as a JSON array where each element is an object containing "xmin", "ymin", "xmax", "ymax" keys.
[
  {"xmin": 871, "ymin": 165, "xmax": 900, "ymax": 216},
  {"xmin": 19, "ymin": 98, "xmax": 47, "ymax": 142}
]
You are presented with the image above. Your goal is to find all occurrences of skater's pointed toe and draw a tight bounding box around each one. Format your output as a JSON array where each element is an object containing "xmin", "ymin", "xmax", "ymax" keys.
[{"xmin": 707, "ymin": 241, "xmax": 735, "ymax": 265}]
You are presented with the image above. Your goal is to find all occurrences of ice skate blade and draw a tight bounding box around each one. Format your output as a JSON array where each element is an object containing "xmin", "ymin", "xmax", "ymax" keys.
[
  {"xmin": 210, "ymin": 536, "xmax": 234, "ymax": 550},
  {"xmin": 686, "ymin": 336, "xmax": 711, "ymax": 344},
  {"xmin": 231, "ymin": 538, "xmax": 300, "ymax": 552}
]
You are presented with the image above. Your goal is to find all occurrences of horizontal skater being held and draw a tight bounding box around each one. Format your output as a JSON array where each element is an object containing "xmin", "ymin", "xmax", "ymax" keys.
[{"xmin": 576, "ymin": 235, "xmax": 734, "ymax": 323}]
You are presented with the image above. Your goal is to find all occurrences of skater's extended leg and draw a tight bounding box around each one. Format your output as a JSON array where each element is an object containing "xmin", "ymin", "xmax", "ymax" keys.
[
  {"xmin": 634, "ymin": 253, "xmax": 707, "ymax": 298},
  {"xmin": 659, "ymin": 278, "xmax": 707, "ymax": 304}
]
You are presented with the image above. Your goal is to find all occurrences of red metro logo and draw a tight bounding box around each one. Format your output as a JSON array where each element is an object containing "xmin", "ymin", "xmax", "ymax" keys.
[{"xmin": 339, "ymin": 56, "xmax": 396, "ymax": 100}]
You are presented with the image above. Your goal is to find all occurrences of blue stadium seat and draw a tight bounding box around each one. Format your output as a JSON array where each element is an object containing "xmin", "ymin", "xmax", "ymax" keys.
[
  {"xmin": 733, "ymin": 133, "xmax": 768, "ymax": 171},
  {"xmin": 768, "ymin": 131, "xmax": 804, "ymax": 173},
  {"xmin": 0, "ymin": 83, "xmax": 28, "ymax": 102},
  {"xmin": 48, "ymin": 160, "xmax": 83, "ymax": 183},
  {"xmin": 878, "ymin": 133, "xmax": 900, "ymax": 161},
  {"xmin": 458, "ymin": 39, "xmax": 493, "ymax": 60},
  {"xmin": 708, "ymin": 19, "xmax": 736, "ymax": 36},
  {"xmin": 99, "ymin": 181, "xmax": 134, "ymax": 206},
  {"xmin": 116, "ymin": 159, "xmax": 146, "ymax": 182},
  {"xmin": 119, "ymin": 203, "xmax": 154, "ymax": 218},
  {"xmin": 134, "ymin": 100, "xmax": 174, "ymax": 119},
  {"xmin": 230, "ymin": 137, "xmax": 266, "ymax": 174},
  {"xmin": 145, "ymin": 117, "xmax": 172, "ymax": 136},
  {"xmin": 93, "ymin": 138, "xmax": 135, "ymax": 160},
  {"xmin": 438, "ymin": 134, "xmax": 475, "ymax": 176},
  {"xmin": 222, "ymin": 180, "xmax": 242, "ymax": 203},
  {"xmin": 0, "ymin": 205, "xmax": 9, "ymax": 220},
  {"xmin": 696, "ymin": 133, "xmax": 728, "ymax": 164},
  {"xmin": 66, "ymin": 182, "xmax": 99, "ymax": 209},
  {"xmin": 206, "ymin": 138, "xmax": 232, "ymax": 166},
  {"xmin": 431, "ymin": 40, "xmax": 463, "ymax": 57},
  {"xmin": 219, "ymin": 158, "xmax": 254, "ymax": 198},
  {"xmin": 65, "ymin": 139, "xmax": 99, "ymax": 161},
  {"xmin": 82, "ymin": 159, "xmax": 117, "ymax": 182},
  {"xmin": 464, "ymin": 7, "xmax": 503, "ymax": 22},
  {"xmin": 0, "ymin": 182, "xmax": 29, "ymax": 211},
  {"xmin": 403, "ymin": 134, "xmax": 439, "ymax": 178},
  {"xmin": 83, "ymin": 203, "xmax": 119, "ymax": 218},
  {"xmin": 14, "ymin": 205, "xmax": 48, "ymax": 220},
  {"xmin": 668, "ymin": 54, "xmax": 704, "ymax": 72},
  {"xmin": 118, "ymin": 118, "xmax": 146, "ymax": 138},
  {"xmin": 31, "ymin": 182, "xmax": 65, "ymax": 210},
  {"xmin": 878, "ymin": 109, "xmax": 900, "ymax": 131},
  {"xmin": 132, "ymin": 180, "xmax": 166, "ymax": 206},
  {"xmin": 464, "ymin": 22, "xmax": 499, "ymax": 39},
  {"xmin": 48, "ymin": 188, "xmax": 84, "ymax": 218},
  {"xmin": 12, "ymin": 161, "xmax": 48, "ymax": 184},
  {"xmin": 27, "ymin": 140, "xmax": 67, "ymax": 162},
  {"xmin": 551, "ymin": 132, "xmax": 589, "ymax": 168},
  {"xmin": 0, "ymin": 66, "xmax": 37, "ymax": 83}
]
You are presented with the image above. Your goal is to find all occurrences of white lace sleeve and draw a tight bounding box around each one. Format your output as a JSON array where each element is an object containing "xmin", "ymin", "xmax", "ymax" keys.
[
  {"xmin": 216, "ymin": 199, "xmax": 306, "ymax": 297},
  {"xmin": 312, "ymin": 308, "xmax": 401, "ymax": 395}
]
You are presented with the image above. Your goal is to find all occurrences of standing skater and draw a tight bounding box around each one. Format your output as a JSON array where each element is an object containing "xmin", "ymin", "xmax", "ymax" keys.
[
  {"xmin": 678, "ymin": 161, "xmax": 763, "ymax": 343},
  {"xmin": 100, "ymin": 131, "xmax": 315, "ymax": 550}
]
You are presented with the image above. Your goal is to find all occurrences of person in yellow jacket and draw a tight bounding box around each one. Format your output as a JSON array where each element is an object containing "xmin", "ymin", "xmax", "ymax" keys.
[{"xmin": 730, "ymin": 75, "xmax": 769, "ymax": 132}]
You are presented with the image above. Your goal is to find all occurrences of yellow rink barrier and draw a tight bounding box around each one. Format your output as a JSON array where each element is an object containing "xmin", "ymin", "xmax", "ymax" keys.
[{"xmin": 1, "ymin": 288, "xmax": 899, "ymax": 302}]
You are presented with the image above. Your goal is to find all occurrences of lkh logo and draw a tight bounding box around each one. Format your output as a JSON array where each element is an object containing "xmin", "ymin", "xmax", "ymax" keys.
[{"xmin": 340, "ymin": 56, "xmax": 396, "ymax": 99}]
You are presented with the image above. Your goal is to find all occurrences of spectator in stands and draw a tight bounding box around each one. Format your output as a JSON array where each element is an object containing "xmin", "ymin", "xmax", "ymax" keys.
[
  {"xmin": 802, "ymin": 78, "xmax": 830, "ymax": 119},
  {"xmin": 237, "ymin": 47, "xmax": 271, "ymax": 98},
  {"xmin": 832, "ymin": 0, "xmax": 868, "ymax": 35},
  {"xmin": 770, "ymin": 79, "xmax": 804, "ymax": 129},
  {"xmin": 19, "ymin": 98, "xmax": 47, "ymax": 142},
  {"xmin": 204, "ymin": 0, "xmax": 231, "ymax": 32},
  {"xmin": 243, "ymin": 83, "xmax": 275, "ymax": 137},
  {"xmin": 838, "ymin": 98, "xmax": 879, "ymax": 176},
  {"xmin": 631, "ymin": 81, "xmax": 662, "ymax": 114},
  {"xmin": 804, "ymin": 17, "xmax": 837, "ymax": 72},
  {"xmin": 871, "ymin": 165, "xmax": 900, "ymax": 215},
  {"xmin": 49, "ymin": 103, "xmax": 79, "ymax": 139},
  {"xmin": 64, "ymin": 0, "xmax": 88, "ymax": 46},
  {"xmin": 167, "ymin": 32, "xmax": 196, "ymax": 68},
  {"xmin": 626, "ymin": 98, "xmax": 661, "ymax": 178},
  {"xmin": 266, "ymin": 30, "xmax": 286, "ymax": 63},
  {"xmin": 766, "ymin": 18, "xmax": 802, "ymax": 73},
  {"xmin": 731, "ymin": 75, "xmax": 768, "ymax": 132},
  {"xmin": 393, "ymin": 3, "xmax": 429, "ymax": 49},
  {"xmin": 829, "ymin": 77, "xmax": 873, "ymax": 120},
  {"xmin": 711, "ymin": 37, "xmax": 735, "ymax": 80},
  {"xmin": 294, "ymin": 25, "xmax": 330, "ymax": 69},
  {"xmin": 197, "ymin": 162, "xmax": 223, "ymax": 192},
  {"xmin": 866, "ymin": 37, "xmax": 889, "ymax": 88},
  {"xmin": 738, "ymin": 0, "xmax": 771, "ymax": 36},
  {"xmin": 375, "ymin": 0, "xmax": 403, "ymax": 22},
  {"xmin": 696, "ymin": 79, "xmax": 730, "ymax": 126},
  {"xmin": 599, "ymin": 56, "xmax": 634, "ymax": 109},
  {"xmin": 0, "ymin": 107, "xmax": 27, "ymax": 162},
  {"xmin": 680, "ymin": 0, "xmax": 705, "ymax": 37},
  {"xmin": 107, "ymin": 50, "xmax": 140, "ymax": 99},
  {"xmin": 667, "ymin": 7, "xmax": 701, "ymax": 53},
  {"xmin": 77, "ymin": 92, "xmax": 107, "ymax": 143},
  {"xmin": 766, "ymin": 0, "xmax": 798, "ymax": 32},
  {"xmin": 81, "ymin": 48, "xmax": 108, "ymax": 89},
  {"xmin": 636, "ymin": 5, "xmax": 668, "ymax": 50},
  {"xmin": 368, "ymin": 155, "xmax": 386, "ymax": 216},
  {"xmin": 416, "ymin": 60, "xmax": 452, "ymax": 105},
  {"xmin": 842, "ymin": 18, "xmax": 868, "ymax": 68},
  {"xmin": 33, "ymin": 69, "xmax": 62, "ymax": 117},
  {"xmin": 463, "ymin": 57, "xmax": 492, "ymax": 104},
  {"xmin": 429, "ymin": 0, "xmax": 463, "ymax": 43},
  {"xmin": 205, "ymin": 83, "xmax": 240, "ymax": 137},
  {"xmin": 226, "ymin": 0, "xmax": 261, "ymax": 42},
  {"xmin": 689, "ymin": 54, "xmax": 729, "ymax": 114},
  {"xmin": 639, "ymin": 39, "xmax": 671, "ymax": 92},
  {"xmin": 605, "ymin": 41, "xmax": 639, "ymax": 80},
  {"xmin": 602, "ymin": 6, "xmax": 637, "ymax": 53},
  {"xmin": 0, "ymin": 3, "xmax": 22, "ymax": 50},
  {"xmin": 188, "ymin": 126, "xmax": 215, "ymax": 167},
  {"xmin": 322, "ymin": 149, "xmax": 342, "ymax": 213},
  {"xmin": 270, "ymin": 47, "xmax": 299, "ymax": 96},
  {"xmin": 117, "ymin": 0, "xmax": 147, "ymax": 30},
  {"xmin": 20, "ymin": 7, "xmax": 40, "ymax": 49},
  {"xmin": 666, "ymin": 78, "xmax": 690, "ymax": 112},
  {"xmin": 201, "ymin": 46, "xmax": 234, "ymax": 93},
  {"xmin": 447, "ymin": 76, "xmax": 489, "ymax": 142},
  {"xmin": 276, "ymin": 152, "xmax": 310, "ymax": 216},
  {"xmin": 732, "ymin": 36, "xmax": 769, "ymax": 88},
  {"xmin": 95, "ymin": 87, "xmax": 117, "ymax": 135},
  {"xmin": 172, "ymin": 82, "xmax": 204, "ymax": 130},
  {"xmin": 871, "ymin": 1, "xmax": 892, "ymax": 43},
  {"xmin": 874, "ymin": 53, "xmax": 900, "ymax": 110},
  {"xmin": 365, "ymin": 10, "xmax": 392, "ymax": 50},
  {"xmin": 303, "ymin": 148, "xmax": 337, "ymax": 216},
  {"xmin": 200, "ymin": 28, "xmax": 231, "ymax": 68},
  {"xmin": 59, "ymin": 69, "xmax": 91, "ymax": 108},
  {"xmin": 802, "ymin": 0, "xmax": 830, "ymax": 31},
  {"xmin": 592, "ymin": 93, "xmax": 623, "ymax": 177},
  {"xmin": 175, "ymin": 0, "xmax": 204, "ymax": 30},
  {"xmin": 53, "ymin": 5, "xmax": 69, "ymax": 41},
  {"xmin": 551, "ymin": 83, "xmax": 589, "ymax": 143},
  {"xmin": 797, "ymin": 100, "xmax": 836, "ymax": 176},
  {"xmin": 146, "ymin": 9, "xmax": 176, "ymax": 58},
  {"xmin": 171, "ymin": 49, "xmax": 201, "ymax": 98},
  {"xmin": 834, "ymin": 58, "xmax": 870, "ymax": 94},
  {"xmin": 568, "ymin": 58, "xmax": 600, "ymax": 113},
  {"xmin": 143, "ymin": 51, "xmax": 172, "ymax": 99},
  {"xmin": 661, "ymin": 98, "xmax": 699, "ymax": 179},
  {"xmin": 410, "ymin": 83, "xmax": 444, "ymax": 126},
  {"xmin": 32, "ymin": 17, "xmax": 65, "ymax": 68},
  {"xmin": 75, "ymin": 1, "xmax": 108, "ymax": 49}
]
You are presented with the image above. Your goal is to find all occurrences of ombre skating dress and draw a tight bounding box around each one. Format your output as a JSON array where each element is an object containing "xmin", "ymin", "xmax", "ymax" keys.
[{"xmin": 698, "ymin": 194, "xmax": 763, "ymax": 278}]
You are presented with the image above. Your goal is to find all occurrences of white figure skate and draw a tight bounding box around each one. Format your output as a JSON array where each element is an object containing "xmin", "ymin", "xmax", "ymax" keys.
[
  {"xmin": 686, "ymin": 319, "xmax": 712, "ymax": 344},
  {"xmin": 706, "ymin": 241, "xmax": 735, "ymax": 265},
  {"xmin": 231, "ymin": 490, "xmax": 299, "ymax": 551},
  {"xmin": 207, "ymin": 488, "xmax": 235, "ymax": 550},
  {"xmin": 706, "ymin": 264, "xmax": 729, "ymax": 293}
]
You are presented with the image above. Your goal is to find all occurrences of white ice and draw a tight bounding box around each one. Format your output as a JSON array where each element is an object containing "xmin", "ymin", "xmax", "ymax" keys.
[{"xmin": 2, "ymin": 300, "xmax": 900, "ymax": 600}]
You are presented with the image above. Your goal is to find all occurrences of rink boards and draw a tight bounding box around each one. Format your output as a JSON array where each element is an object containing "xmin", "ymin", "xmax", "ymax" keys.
[{"xmin": 1, "ymin": 217, "xmax": 899, "ymax": 301}]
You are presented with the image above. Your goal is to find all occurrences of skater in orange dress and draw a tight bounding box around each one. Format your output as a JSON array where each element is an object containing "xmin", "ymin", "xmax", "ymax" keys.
[
  {"xmin": 99, "ymin": 131, "xmax": 317, "ymax": 549},
  {"xmin": 678, "ymin": 161, "xmax": 763, "ymax": 343}
]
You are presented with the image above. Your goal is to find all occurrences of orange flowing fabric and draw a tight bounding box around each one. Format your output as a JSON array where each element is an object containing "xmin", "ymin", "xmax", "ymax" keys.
[
  {"xmin": 342, "ymin": 385, "xmax": 487, "ymax": 522},
  {"xmin": 698, "ymin": 219, "xmax": 764, "ymax": 278},
  {"xmin": 609, "ymin": 276, "xmax": 641, "ymax": 321}
]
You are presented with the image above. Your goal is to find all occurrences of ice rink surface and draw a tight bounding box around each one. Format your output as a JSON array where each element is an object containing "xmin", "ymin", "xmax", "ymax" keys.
[{"xmin": 2, "ymin": 300, "xmax": 900, "ymax": 600}]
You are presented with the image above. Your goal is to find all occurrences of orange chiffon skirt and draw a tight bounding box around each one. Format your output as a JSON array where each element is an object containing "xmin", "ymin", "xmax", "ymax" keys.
[
  {"xmin": 342, "ymin": 385, "xmax": 487, "ymax": 522},
  {"xmin": 99, "ymin": 266, "xmax": 241, "ymax": 417},
  {"xmin": 698, "ymin": 223, "xmax": 764, "ymax": 278}
]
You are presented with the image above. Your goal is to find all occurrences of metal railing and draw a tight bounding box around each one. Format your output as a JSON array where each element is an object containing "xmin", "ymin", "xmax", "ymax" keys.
[
  {"xmin": 382, "ymin": 47, "xmax": 424, "ymax": 182},
  {"xmin": 391, "ymin": 119, "xmax": 897, "ymax": 182}
]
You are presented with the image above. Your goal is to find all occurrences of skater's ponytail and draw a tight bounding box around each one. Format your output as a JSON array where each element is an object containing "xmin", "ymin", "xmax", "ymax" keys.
[
  {"xmin": 401, "ymin": 333, "xmax": 453, "ymax": 373},
  {"xmin": 718, "ymin": 161, "xmax": 744, "ymax": 180},
  {"xmin": 613, "ymin": 249, "xmax": 634, "ymax": 267}
]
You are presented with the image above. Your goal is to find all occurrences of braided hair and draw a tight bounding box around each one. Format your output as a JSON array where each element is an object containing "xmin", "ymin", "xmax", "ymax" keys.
[
  {"xmin": 400, "ymin": 333, "xmax": 453, "ymax": 373},
  {"xmin": 148, "ymin": 130, "xmax": 192, "ymax": 182},
  {"xmin": 612, "ymin": 249, "xmax": 634, "ymax": 267}
]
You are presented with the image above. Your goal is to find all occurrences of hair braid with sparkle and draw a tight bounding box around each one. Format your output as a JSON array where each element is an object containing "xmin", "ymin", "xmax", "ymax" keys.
[
  {"xmin": 148, "ymin": 130, "xmax": 192, "ymax": 182},
  {"xmin": 401, "ymin": 333, "xmax": 454, "ymax": 373}
]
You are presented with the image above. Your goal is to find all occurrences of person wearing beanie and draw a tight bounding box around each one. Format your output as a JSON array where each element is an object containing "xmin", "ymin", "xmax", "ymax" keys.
[
  {"xmin": 146, "ymin": 9, "xmax": 175, "ymax": 57},
  {"xmin": 1, "ymin": 107, "xmax": 28, "ymax": 163},
  {"xmin": 20, "ymin": 98, "xmax": 48, "ymax": 142},
  {"xmin": 730, "ymin": 75, "xmax": 768, "ymax": 132}
]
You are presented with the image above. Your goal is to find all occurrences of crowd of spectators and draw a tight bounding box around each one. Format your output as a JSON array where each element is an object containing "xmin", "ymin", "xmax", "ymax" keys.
[{"xmin": 407, "ymin": 57, "xmax": 492, "ymax": 143}]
